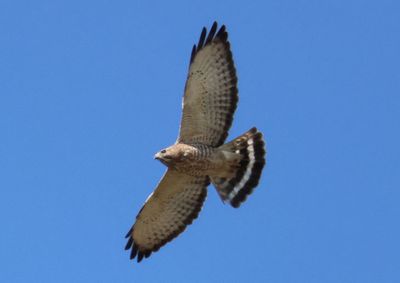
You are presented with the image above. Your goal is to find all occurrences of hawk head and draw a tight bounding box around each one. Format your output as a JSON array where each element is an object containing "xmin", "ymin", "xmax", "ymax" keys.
[{"xmin": 154, "ymin": 145, "xmax": 185, "ymax": 166}]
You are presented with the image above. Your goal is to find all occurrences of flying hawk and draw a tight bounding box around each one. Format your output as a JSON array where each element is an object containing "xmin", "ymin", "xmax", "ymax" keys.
[{"xmin": 125, "ymin": 22, "xmax": 266, "ymax": 263}]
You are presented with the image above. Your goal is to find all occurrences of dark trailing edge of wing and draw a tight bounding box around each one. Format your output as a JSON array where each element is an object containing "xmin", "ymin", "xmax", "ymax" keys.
[
  {"xmin": 189, "ymin": 21, "xmax": 228, "ymax": 64},
  {"xmin": 124, "ymin": 180, "xmax": 210, "ymax": 263}
]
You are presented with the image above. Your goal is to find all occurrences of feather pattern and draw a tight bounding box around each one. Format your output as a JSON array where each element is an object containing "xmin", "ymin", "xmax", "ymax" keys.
[
  {"xmin": 125, "ymin": 170, "xmax": 209, "ymax": 262},
  {"xmin": 179, "ymin": 22, "xmax": 238, "ymax": 147},
  {"xmin": 125, "ymin": 22, "xmax": 266, "ymax": 264}
]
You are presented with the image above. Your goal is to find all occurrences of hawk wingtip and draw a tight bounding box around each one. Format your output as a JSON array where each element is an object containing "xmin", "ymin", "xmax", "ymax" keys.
[
  {"xmin": 137, "ymin": 252, "xmax": 144, "ymax": 263},
  {"xmin": 205, "ymin": 21, "xmax": 218, "ymax": 45},
  {"xmin": 216, "ymin": 24, "xmax": 228, "ymax": 41},
  {"xmin": 189, "ymin": 22, "xmax": 230, "ymax": 68},
  {"xmin": 124, "ymin": 237, "xmax": 133, "ymax": 250},
  {"xmin": 125, "ymin": 227, "xmax": 133, "ymax": 238},
  {"xmin": 190, "ymin": 44, "xmax": 197, "ymax": 64},
  {"xmin": 129, "ymin": 243, "xmax": 138, "ymax": 260},
  {"xmin": 197, "ymin": 27, "xmax": 207, "ymax": 49}
]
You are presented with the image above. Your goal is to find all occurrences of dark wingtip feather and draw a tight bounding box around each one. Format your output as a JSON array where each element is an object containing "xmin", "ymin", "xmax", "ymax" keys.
[
  {"xmin": 125, "ymin": 227, "xmax": 141, "ymax": 262},
  {"xmin": 216, "ymin": 25, "xmax": 227, "ymax": 41},
  {"xmin": 125, "ymin": 227, "xmax": 132, "ymax": 238},
  {"xmin": 189, "ymin": 22, "xmax": 230, "ymax": 70},
  {"xmin": 126, "ymin": 236, "xmax": 151, "ymax": 263},
  {"xmin": 125, "ymin": 237, "xmax": 133, "ymax": 250},
  {"xmin": 205, "ymin": 22, "xmax": 218, "ymax": 45},
  {"xmin": 190, "ymin": 44, "xmax": 197, "ymax": 63},
  {"xmin": 137, "ymin": 252, "xmax": 144, "ymax": 263},
  {"xmin": 130, "ymin": 243, "xmax": 138, "ymax": 260},
  {"xmin": 197, "ymin": 27, "xmax": 207, "ymax": 49}
]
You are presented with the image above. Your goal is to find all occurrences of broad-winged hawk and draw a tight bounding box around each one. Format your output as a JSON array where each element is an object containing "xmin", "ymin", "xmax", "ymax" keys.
[{"xmin": 125, "ymin": 22, "xmax": 266, "ymax": 263}]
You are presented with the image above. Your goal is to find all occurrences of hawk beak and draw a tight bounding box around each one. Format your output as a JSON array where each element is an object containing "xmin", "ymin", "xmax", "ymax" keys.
[{"xmin": 154, "ymin": 153, "xmax": 161, "ymax": 160}]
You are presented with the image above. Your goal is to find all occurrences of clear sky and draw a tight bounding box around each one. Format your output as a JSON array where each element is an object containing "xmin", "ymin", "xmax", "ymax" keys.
[{"xmin": 1, "ymin": 0, "xmax": 399, "ymax": 282}]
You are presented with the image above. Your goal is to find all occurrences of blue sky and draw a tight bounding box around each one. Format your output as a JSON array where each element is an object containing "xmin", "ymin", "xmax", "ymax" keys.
[{"xmin": 1, "ymin": 0, "xmax": 399, "ymax": 282}]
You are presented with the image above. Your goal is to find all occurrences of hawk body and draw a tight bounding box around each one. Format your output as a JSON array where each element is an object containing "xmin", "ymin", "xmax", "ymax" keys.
[
  {"xmin": 125, "ymin": 22, "xmax": 267, "ymax": 263},
  {"xmin": 155, "ymin": 143, "xmax": 219, "ymax": 176}
]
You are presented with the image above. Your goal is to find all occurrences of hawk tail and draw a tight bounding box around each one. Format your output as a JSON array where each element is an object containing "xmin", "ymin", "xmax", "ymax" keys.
[{"xmin": 211, "ymin": 127, "xmax": 266, "ymax": 208}]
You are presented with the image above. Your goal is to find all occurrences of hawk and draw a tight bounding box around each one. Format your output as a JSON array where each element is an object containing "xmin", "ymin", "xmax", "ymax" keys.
[{"xmin": 125, "ymin": 22, "xmax": 266, "ymax": 263}]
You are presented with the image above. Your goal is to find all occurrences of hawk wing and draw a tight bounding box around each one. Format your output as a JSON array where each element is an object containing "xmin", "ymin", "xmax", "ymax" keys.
[
  {"xmin": 125, "ymin": 169, "xmax": 209, "ymax": 262},
  {"xmin": 178, "ymin": 22, "xmax": 238, "ymax": 147}
]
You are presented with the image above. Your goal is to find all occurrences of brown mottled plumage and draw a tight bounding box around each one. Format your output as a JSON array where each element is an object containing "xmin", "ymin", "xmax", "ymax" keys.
[{"xmin": 125, "ymin": 22, "xmax": 266, "ymax": 263}]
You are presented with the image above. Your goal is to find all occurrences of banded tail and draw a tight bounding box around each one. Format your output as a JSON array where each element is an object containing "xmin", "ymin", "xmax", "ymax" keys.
[{"xmin": 211, "ymin": 127, "xmax": 266, "ymax": 208}]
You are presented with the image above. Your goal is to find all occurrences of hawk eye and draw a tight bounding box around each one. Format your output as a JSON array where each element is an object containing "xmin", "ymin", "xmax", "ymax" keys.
[{"xmin": 161, "ymin": 149, "xmax": 166, "ymax": 154}]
